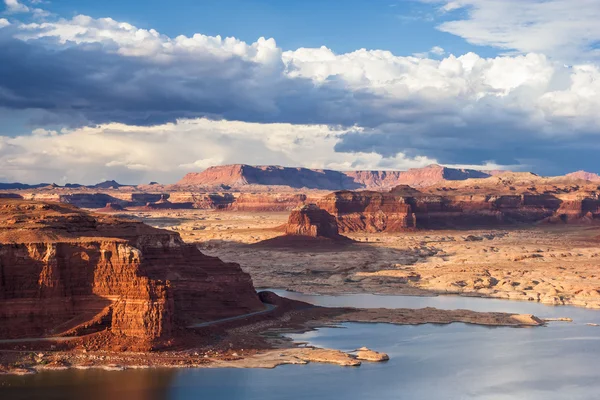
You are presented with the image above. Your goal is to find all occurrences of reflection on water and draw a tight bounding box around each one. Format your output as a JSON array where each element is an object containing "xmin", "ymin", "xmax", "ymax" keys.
[
  {"xmin": 266, "ymin": 289, "xmax": 600, "ymax": 324},
  {"xmin": 2, "ymin": 291, "xmax": 600, "ymax": 400},
  {"xmin": 0, "ymin": 369, "xmax": 176, "ymax": 400}
]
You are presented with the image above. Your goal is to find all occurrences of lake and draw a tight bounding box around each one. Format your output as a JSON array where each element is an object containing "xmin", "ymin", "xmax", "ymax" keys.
[{"xmin": 2, "ymin": 291, "xmax": 600, "ymax": 400}]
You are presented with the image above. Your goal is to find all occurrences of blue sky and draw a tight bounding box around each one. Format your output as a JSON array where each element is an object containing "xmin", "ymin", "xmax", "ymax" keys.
[
  {"xmin": 1, "ymin": 0, "xmax": 600, "ymax": 183},
  {"xmin": 40, "ymin": 0, "xmax": 491, "ymax": 55}
]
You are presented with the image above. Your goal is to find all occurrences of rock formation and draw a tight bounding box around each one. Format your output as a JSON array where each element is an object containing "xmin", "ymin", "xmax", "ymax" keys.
[
  {"xmin": 284, "ymin": 204, "xmax": 346, "ymax": 240},
  {"xmin": 319, "ymin": 186, "xmax": 600, "ymax": 232},
  {"xmin": 229, "ymin": 193, "xmax": 309, "ymax": 212},
  {"xmin": 96, "ymin": 203, "xmax": 126, "ymax": 213},
  {"xmin": 176, "ymin": 164, "xmax": 493, "ymax": 190},
  {"xmin": 566, "ymin": 170, "xmax": 600, "ymax": 182},
  {"xmin": 318, "ymin": 191, "xmax": 416, "ymax": 233},
  {"xmin": 0, "ymin": 200, "xmax": 263, "ymax": 345},
  {"xmin": 177, "ymin": 164, "xmax": 363, "ymax": 190}
]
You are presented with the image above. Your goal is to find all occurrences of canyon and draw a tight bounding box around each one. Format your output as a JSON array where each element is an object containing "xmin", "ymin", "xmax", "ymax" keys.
[
  {"xmin": 0, "ymin": 199, "xmax": 263, "ymax": 347},
  {"xmin": 1, "ymin": 163, "xmax": 600, "ymax": 375}
]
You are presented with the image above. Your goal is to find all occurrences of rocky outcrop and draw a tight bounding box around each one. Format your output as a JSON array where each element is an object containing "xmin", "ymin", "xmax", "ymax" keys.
[
  {"xmin": 318, "ymin": 187, "xmax": 600, "ymax": 232},
  {"xmin": 229, "ymin": 193, "xmax": 309, "ymax": 212},
  {"xmin": 284, "ymin": 204, "xmax": 347, "ymax": 240},
  {"xmin": 0, "ymin": 200, "xmax": 263, "ymax": 344},
  {"xmin": 318, "ymin": 191, "xmax": 416, "ymax": 233},
  {"xmin": 566, "ymin": 171, "xmax": 600, "ymax": 182},
  {"xmin": 96, "ymin": 203, "xmax": 126, "ymax": 213}
]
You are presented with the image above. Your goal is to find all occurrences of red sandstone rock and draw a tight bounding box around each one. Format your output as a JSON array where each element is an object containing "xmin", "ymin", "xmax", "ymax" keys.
[
  {"xmin": 229, "ymin": 193, "xmax": 309, "ymax": 212},
  {"xmin": 566, "ymin": 171, "xmax": 600, "ymax": 182},
  {"xmin": 318, "ymin": 191, "xmax": 416, "ymax": 233},
  {"xmin": 319, "ymin": 188, "xmax": 600, "ymax": 231},
  {"xmin": 96, "ymin": 203, "xmax": 126, "ymax": 212},
  {"xmin": 0, "ymin": 200, "xmax": 263, "ymax": 344},
  {"xmin": 284, "ymin": 204, "xmax": 347, "ymax": 240},
  {"xmin": 176, "ymin": 164, "xmax": 492, "ymax": 190}
]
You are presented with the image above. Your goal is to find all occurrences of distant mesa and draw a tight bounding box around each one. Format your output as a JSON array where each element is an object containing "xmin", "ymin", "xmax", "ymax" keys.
[
  {"xmin": 565, "ymin": 171, "xmax": 600, "ymax": 182},
  {"xmin": 90, "ymin": 180, "xmax": 126, "ymax": 189},
  {"xmin": 0, "ymin": 182, "xmax": 50, "ymax": 190},
  {"xmin": 96, "ymin": 203, "xmax": 127, "ymax": 213},
  {"xmin": 175, "ymin": 163, "xmax": 494, "ymax": 190}
]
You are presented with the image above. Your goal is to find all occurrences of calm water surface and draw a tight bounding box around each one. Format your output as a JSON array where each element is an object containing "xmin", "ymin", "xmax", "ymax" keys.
[{"xmin": 2, "ymin": 291, "xmax": 600, "ymax": 400}]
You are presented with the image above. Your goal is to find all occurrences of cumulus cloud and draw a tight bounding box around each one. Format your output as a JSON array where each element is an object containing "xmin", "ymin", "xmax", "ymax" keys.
[
  {"xmin": 423, "ymin": 0, "xmax": 600, "ymax": 61},
  {"xmin": 0, "ymin": 18, "xmax": 10, "ymax": 27},
  {"xmin": 4, "ymin": 0, "xmax": 29, "ymax": 13},
  {"xmin": 0, "ymin": 11, "xmax": 600, "ymax": 179},
  {"xmin": 3, "ymin": 0, "xmax": 48, "ymax": 17},
  {"xmin": 0, "ymin": 118, "xmax": 439, "ymax": 184}
]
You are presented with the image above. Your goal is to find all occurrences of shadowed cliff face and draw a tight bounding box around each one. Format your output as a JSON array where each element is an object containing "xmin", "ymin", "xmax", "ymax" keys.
[
  {"xmin": 284, "ymin": 204, "xmax": 345, "ymax": 239},
  {"xmin": 317, "ymin": 188, "xmax": 600, "ymax": 232},
  {"xmin": 0, "ymin": 200, "xmax": 263, "ymax": 343}
]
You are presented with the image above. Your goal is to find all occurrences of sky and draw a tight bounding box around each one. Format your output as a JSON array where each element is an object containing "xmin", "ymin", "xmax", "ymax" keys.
[{"xmin": 1, "ymin": 0, "xmax": 600, "ymax": 184}]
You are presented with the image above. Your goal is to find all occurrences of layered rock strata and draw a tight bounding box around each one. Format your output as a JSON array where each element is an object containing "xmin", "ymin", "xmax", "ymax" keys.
[
  {"xmin": 318, "ymin": 187, "xmax": 600, "ymax": 232},
  {"xmin": 0, "ymin": 200, "xmax": 263, "ymax": 343},
  {"xmin": 284, "ymin": 204, "xmax": 347, "ymax": 240},
  {"xmin": 317, "ymin": 191, "xmax": 416, "ymax": 233}
]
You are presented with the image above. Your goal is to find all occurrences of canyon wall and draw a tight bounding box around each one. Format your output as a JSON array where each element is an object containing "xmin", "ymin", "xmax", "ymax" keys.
[
  {"xmin": 318, "ymin": 189, "xmax": 600, "ymax": 232},
  {"xmin": 284, "ymin": 204, "xmax": 345, "ymax": 239},
  {"xmin": 0, "ymin": 200, "xmax": 263, "ymax": 343},
  {"xmin": 318, "ymin": 191, "xmax": 416, "ymax": 233}
]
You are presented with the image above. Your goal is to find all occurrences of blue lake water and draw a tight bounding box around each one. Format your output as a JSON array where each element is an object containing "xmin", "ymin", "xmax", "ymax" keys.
[{"xmin": 2, "ymin": 291, "xmax": 600, "ymax": 400}]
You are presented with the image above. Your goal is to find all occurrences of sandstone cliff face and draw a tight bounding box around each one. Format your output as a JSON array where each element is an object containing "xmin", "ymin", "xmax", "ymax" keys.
[
  {"xmin": 318, "ymin": 188, "xmax": 600, "ymax": 232},
  {"xmin": 229, "ymin": 193, "xmax": 309, "ymax": 212},
  {"xmin": 0, "ymin": 200, "xmax": 263, "ymax": 343},
  {"xmin": 318, "ymin": 191, "xmax": 416, "ymax": 233},
  {"xmin": 284, "ymin": 204, "xmax": 345, "ymax": 239}
]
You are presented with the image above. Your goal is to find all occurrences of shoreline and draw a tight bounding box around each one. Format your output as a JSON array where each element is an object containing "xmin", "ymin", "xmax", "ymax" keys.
[{"xmin": 0, "ymin": 299, "xmax": 545, "ymax": 376}]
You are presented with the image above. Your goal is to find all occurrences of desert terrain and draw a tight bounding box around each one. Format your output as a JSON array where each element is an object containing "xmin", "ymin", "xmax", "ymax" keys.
[
  {"xmin": 128, "ymin": 209, "xmax": 600, "ymax": 308},
  {"xmin": 1, "ymin": 164, "xmax": 599, "ymax": 375}
]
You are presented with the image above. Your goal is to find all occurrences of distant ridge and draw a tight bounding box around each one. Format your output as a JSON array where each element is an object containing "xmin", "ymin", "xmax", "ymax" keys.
[
  {"xmin": 0, "ymin": 180, "xmax": 130, "ymax": 190},
  {"xmin": 0, "ymin": 182, "xmax": 50, "ymax": 190},
  {"xmin": 565, "ymin": 171, "xmax": 600, "ymax": 182},
  {"xmin": 176, "ymin": 164, "xmax": 493, "ymax": 190}
]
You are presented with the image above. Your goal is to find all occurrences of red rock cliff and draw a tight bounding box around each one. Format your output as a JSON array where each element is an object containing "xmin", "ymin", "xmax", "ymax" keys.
[
  {"xmin": 0, "ymin": 200, "xmax": 263, "ymax": 343},
  {"xmin": 284, "ymin": 204, "xmax": 346, "ymax": 239},
  {"xmin": 318, "ymin": 191, "xmax": 416, "ymax": 233},
  {"xmin": 319, "ymin": 187, "xmax": 600, "ymax": 231}
]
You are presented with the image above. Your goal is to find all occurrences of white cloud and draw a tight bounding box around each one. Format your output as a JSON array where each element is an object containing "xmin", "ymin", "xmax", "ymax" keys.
[
  {"xmin": 1, "ymin": 12, "xmax": 600, "ymax": 178},
  {"xmin": 4, "ymin": 0, "xmax": 29, "ymax": 13},
  {"xmin": 423, "ymin": 0, "xmax": 600, "ymax": 61},
  {"xmin": 430, "ymin": 46, "xmax": 445, "ymax": 56},
  {"xmin": 0, "ymin": 119, "xmax": 440, "ymax": 184},
  {"xmin": 0, "ymin": 18, "xmax": 10, "ymax": 27},
  {"xmin": 3, "ymin": 0, "xmax": 49, "ymax": 17}
]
